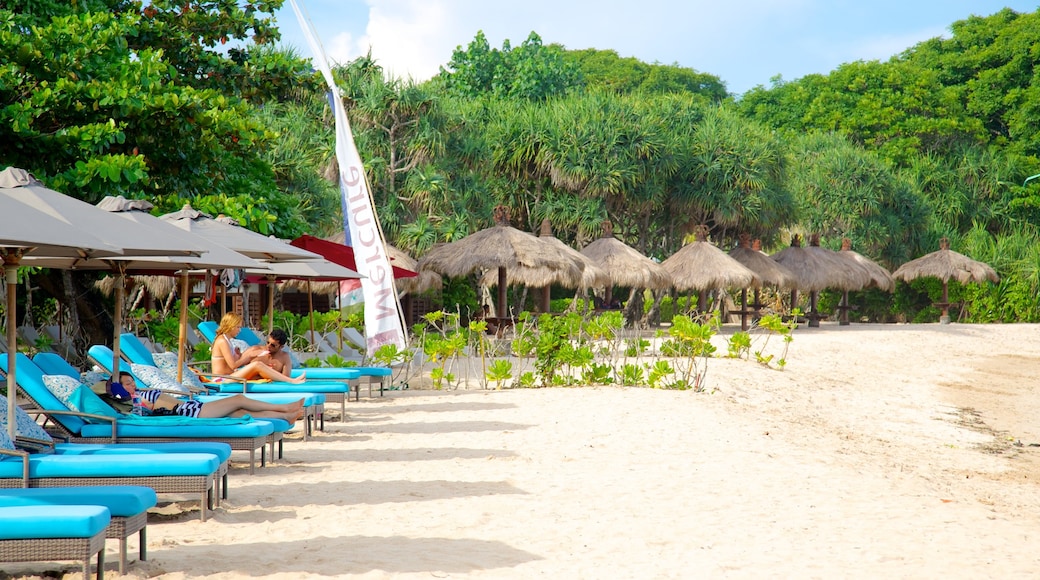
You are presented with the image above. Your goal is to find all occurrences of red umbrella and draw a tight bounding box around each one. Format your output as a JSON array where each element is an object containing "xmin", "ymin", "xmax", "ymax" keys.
[{"xmin": 290, "ymin": 234, "xmax": 417, "ymax": 280}]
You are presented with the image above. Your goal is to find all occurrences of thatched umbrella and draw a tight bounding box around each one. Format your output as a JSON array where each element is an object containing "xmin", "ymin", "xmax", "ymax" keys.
[
  {"xmin": 661, "ymin": 225, "xmax": 759, "ymax": 317},
  {"xmin": 580, "ymin": 222, "xmax": 672, "ymax": 325},
  {"xmin": 832, "ymin": 238, "xmax": 895, "ymax": 325},
  {"xmin": 891, "ymin": 237, "xmax": 999, "ymax": 324},
  {"xmin": 481, "ymin": 219, "xmax": 608, "ymax": 313},
  {"xmin": 418, "ymin": 206, "xmax": 582, "ymax": 320},
  {"xmin": 729, "ymin": 235, "xmax": 798, "ymax": 330},
  {"xmin": 771, "ymin": 234, "xmax": 872, "ymax": 327}
]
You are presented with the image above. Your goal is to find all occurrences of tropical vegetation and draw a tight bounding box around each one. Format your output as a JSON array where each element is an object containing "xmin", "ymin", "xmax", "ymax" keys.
[{"xmin": 3, "ymin": 2, "xmax": 1040, "ymax": 354}]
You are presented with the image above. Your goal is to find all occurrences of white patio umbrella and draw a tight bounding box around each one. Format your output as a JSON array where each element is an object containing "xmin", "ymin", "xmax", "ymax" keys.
[
  {"xmin": 243, "ymin": 257, "xmax": 363, "ymax": 340},
  {"xmin": 0, "ymin": 168, "xmax": 207, "ymax": 439},
  {"xmin": 159, "ymin": 204, "xmax": 321, "ymax": 262},
  {"xmin": 23, "ymin": 195, "xmax": 267, "ymax": 384}
]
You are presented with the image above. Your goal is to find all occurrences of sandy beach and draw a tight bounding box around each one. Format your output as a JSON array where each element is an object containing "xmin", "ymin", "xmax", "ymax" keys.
[{"xmin": 6, "ymin": 322, "xmax": 1040, "ymax": 579}]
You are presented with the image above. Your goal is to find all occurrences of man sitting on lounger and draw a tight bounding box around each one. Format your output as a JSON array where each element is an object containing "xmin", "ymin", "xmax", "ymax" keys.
[
  {"xmin": 241, "ymin": 328, "xmax": 295, "ymax": 377},
  {"xmin": 119, "ymin": 372, "xmax": 304, "ymax": 421},
  {"xmin": 211, "ymin": 313, "xmax": 307, "ymax": 383}
]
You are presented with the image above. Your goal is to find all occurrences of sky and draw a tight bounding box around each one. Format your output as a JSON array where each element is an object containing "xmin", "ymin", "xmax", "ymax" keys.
[{"xmin": 274, "ymin": 1, "xmax": 1038, "ymax": 95}]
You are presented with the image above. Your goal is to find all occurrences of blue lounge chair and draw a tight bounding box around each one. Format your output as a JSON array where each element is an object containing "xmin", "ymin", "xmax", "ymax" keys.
[
  {"xmin": 2, "ymin": 353, "xmax": 273, "ymax": 475},
  {"xmin": 0, "ymin": 504, "xmax": 109, "ymax": 580},
  {"xmin": 112, "ymin": 335, "xmax": 328, "ymax": 436},
  {"xmin": 0, "ymin": 485, "xmax": 156, "ymax": 574},
  {"xmin": 0, "ymin": 412, "xmax": 220, "ymax": 522},
  {"xmin": 3, "ymin": 379, "xmax": 232, "ymax": 506},
  {"xmin": 165, "ymin": 326, "xmax": 362, "ymax": 418},
  {"xmin": 200, "ymin": 322, "xmax": 391, "ymax": 401},
  {"xmin": 83, "ymin": 345, "xmax": 298, "ymax": 454}
]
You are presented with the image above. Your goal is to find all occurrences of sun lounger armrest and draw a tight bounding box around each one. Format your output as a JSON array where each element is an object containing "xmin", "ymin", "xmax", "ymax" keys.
[
  {"xmin": 24, "ymin": 409, "xmax": 118, "ymax": 442},
  {"xmin": 14, "ymin": 436, "xmax": 55, "ymax": 452},
  {"xmin": 0, "ymin": 447, "xmax": 30, "ymax": 486}
]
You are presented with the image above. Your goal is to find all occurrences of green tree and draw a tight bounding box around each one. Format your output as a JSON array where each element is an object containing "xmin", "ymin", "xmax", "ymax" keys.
[{"xmin": 437, "ymin": 31, "xmax": 583, "ymax": 100}]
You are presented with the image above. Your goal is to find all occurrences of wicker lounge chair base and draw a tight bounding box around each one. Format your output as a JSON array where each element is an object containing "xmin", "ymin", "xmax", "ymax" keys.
[
  {"xmin": 0, "ymin": 505, "xmax": 109, "ymax": 580},
  {"xmin": 0, "ymin": 475, "xmax": 213, "ymax": 522},
  {"xmin": 0, "ymin": 485, "xmax": 155, "ymax": 575}
]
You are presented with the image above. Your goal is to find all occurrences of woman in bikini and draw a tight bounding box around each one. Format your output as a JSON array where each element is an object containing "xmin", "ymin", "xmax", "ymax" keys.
[
  {"xmin": 211, "ymin": 313, "xmax": 307, "ymax": 384},
  {"xmin": 119, "ymin": 372, "xmax": 304, "ymax": 421}
]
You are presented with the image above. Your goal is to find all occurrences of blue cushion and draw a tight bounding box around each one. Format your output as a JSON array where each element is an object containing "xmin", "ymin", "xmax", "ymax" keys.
[
  {"xmin": 118, "ymin": 333, "xmax": 157, "ymax": 366},
  {"xmin": 53, "ymin": 441, "xmax": 233, "ymax": 464},
  {"xmin": 0, "ymin": 353, "xmax": 88, "ymax": 435},
  {"xmin": 78, "ymin": 419, "xmax": 274, "ymax": 439},
  {"xmin": 0, "ymin": 505, "xmax": 109, "ymax": 539},
  {"xmin": 289, "ymin": 368, "xmax": 363, "ymax": 380},
  {"xmin": 0, "ymin": 485, "xmax": 157, "ymax": 516},
  {"xmin": 22, "ymin": 452, "xmax": 219, "ymax": 478}
]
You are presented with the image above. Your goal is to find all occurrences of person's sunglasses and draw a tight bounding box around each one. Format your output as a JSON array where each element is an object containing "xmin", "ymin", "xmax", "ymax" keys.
[{"xmin": 266, "ymin": 341, "xmax": 281, "ymax": 348}]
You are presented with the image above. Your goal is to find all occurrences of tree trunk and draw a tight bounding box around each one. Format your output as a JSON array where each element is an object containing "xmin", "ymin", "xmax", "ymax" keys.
[
  {"xmin": 643, "ymin": 289, "xmax": 664, "ymax": 328},
  {"xmin": 623, "ymin": 287, "xmax": 643, "ymax": 328},
  {"xmin": 34, "ymin": 270, "xmax": 111, "ymax": 359}
]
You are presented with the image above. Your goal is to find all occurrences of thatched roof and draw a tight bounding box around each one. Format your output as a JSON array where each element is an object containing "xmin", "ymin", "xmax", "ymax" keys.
[
  {"xmin": 836, "ymin": 238, "xmax": 895, "ymax": 292},
  {"xmin": 579, "ymin": 222, "xmax": 672, "ymax": 290},
  {"xmin": 660, "ymin": 227, "xmax": 759, "ymax": 291},
  {"xmin": 95, "ymin": 274, "xmax": 177, "ymax": 299},
  {"xmin": 728, "ymin": 235, "xmax": 797, "ymax": 288},
  {"xmin": 771, "ymin": 234, "xmax": 873, "ymax": 292},
  {"xmin": 480, "ymin": 220, "xmax": 609, "ymax": 289},
  {"xmin": 892, "ymin": 238, "xmax": 999, "ymax": 284},
  {"xmin": 417, "ymin": 209, "xmax": 582, "ymax": 284}
]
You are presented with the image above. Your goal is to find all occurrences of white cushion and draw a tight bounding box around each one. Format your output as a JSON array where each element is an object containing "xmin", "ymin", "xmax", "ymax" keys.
[
  {"xmin": 129, "ymin": 363, "xmax": 189, "ymax": 395},
  {"xmin": 152, "ymin": 352, "xmax": 206, "ymax": 390}
]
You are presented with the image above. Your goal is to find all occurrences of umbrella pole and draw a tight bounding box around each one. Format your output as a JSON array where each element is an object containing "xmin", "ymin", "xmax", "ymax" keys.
[
  {"xmin": 5, "ymin": 257, "xmax": 19, "ymax": 441},
  {"xmin": 840, "ymin": 291, "xmax": 851, "ymax": 326},
  {"xmin": 267, "ymin": 274, "xmax": 276, "ymax": 334},
  {"xmin": 940, "ymin": 281, "xmax": 950, "ymax": 324},
  {"xmin": 808, "ymin": 291, "xmax": 820, "ymax": 328},
  {"xmin": 308, "ymin": 280, "xmax": 315, "ymax": 342},
  {"xmin": 497, "ymin": 267, "xmax": 507, "ymax": 320},
  {"xmin": 740, "ymin": 288, "xmax": 749, "ymax": 331},
  {"xmin": 112, "ymin": 265, "xmax": 126, "ymax": 386},
  {"xmin": 541, "ymin": 286, "xmax": 551, "ymax": 314},
  {"xmin": 176, "ymin": 271, "xmax": 190, "ymax": 384},
  {"xmin": 220, "ymin": 284, "xmax": 226, "ymax": 319}
]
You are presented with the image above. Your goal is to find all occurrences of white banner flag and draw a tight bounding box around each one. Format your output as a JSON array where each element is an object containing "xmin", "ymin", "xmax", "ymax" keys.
[{"xmin": 289, "ymin": 0, "xmax": 407, "ymax": 355}]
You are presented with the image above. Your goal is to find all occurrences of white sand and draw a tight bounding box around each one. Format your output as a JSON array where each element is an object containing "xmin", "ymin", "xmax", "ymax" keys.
[{"xmin": 8, "ymin": 322, "xmax": 1040, "ymax": 579}]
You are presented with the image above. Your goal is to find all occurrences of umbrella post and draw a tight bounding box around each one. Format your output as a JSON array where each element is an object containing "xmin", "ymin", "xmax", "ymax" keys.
[
  {"xmin": 267, "ymin": 274, "xmax": 276, "ymax": 334},
  {"xmin": 307, "ymin": 280, "xmax": 315, "ymax": 342},
  {"xmin": 740, "ymin": 288, "xmax": 750, "ymax": 331},
  {"xmin": 697, "ymin": 289, "xmax": 708, "ymax": 314},
  {"xmin": 497, "ymin": 267, "xmax": 507, "ymax": 320},
  {"xmin": 112, "ymin": 265, "xmax": 126, "ymax": 387},
  {"xmin": 839, "ymin": 291, "xmax": 851, "ymax": 326},
  {"xmin": 808, "ymin": 291, "xmax": 821, "ymax": 328},
  {"xmin": 541, "ymin": 286, "xmax": 551, "ymax": 314},
  {"xmin": 940, "ymin": 281, "xmax": 950, "ymax": 324},
  {"xmin": 176, "ymin": 271, "xmax": 190, "ymax": 384},
  {"xmin": 5, "ymin": 256, "xmax": 20, "ymax": 441}
]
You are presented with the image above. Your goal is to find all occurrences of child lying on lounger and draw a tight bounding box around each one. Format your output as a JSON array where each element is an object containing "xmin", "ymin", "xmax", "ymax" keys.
[{"xmin": 118, "ymin": 372, "xmax": 304, "ymax": 422}]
